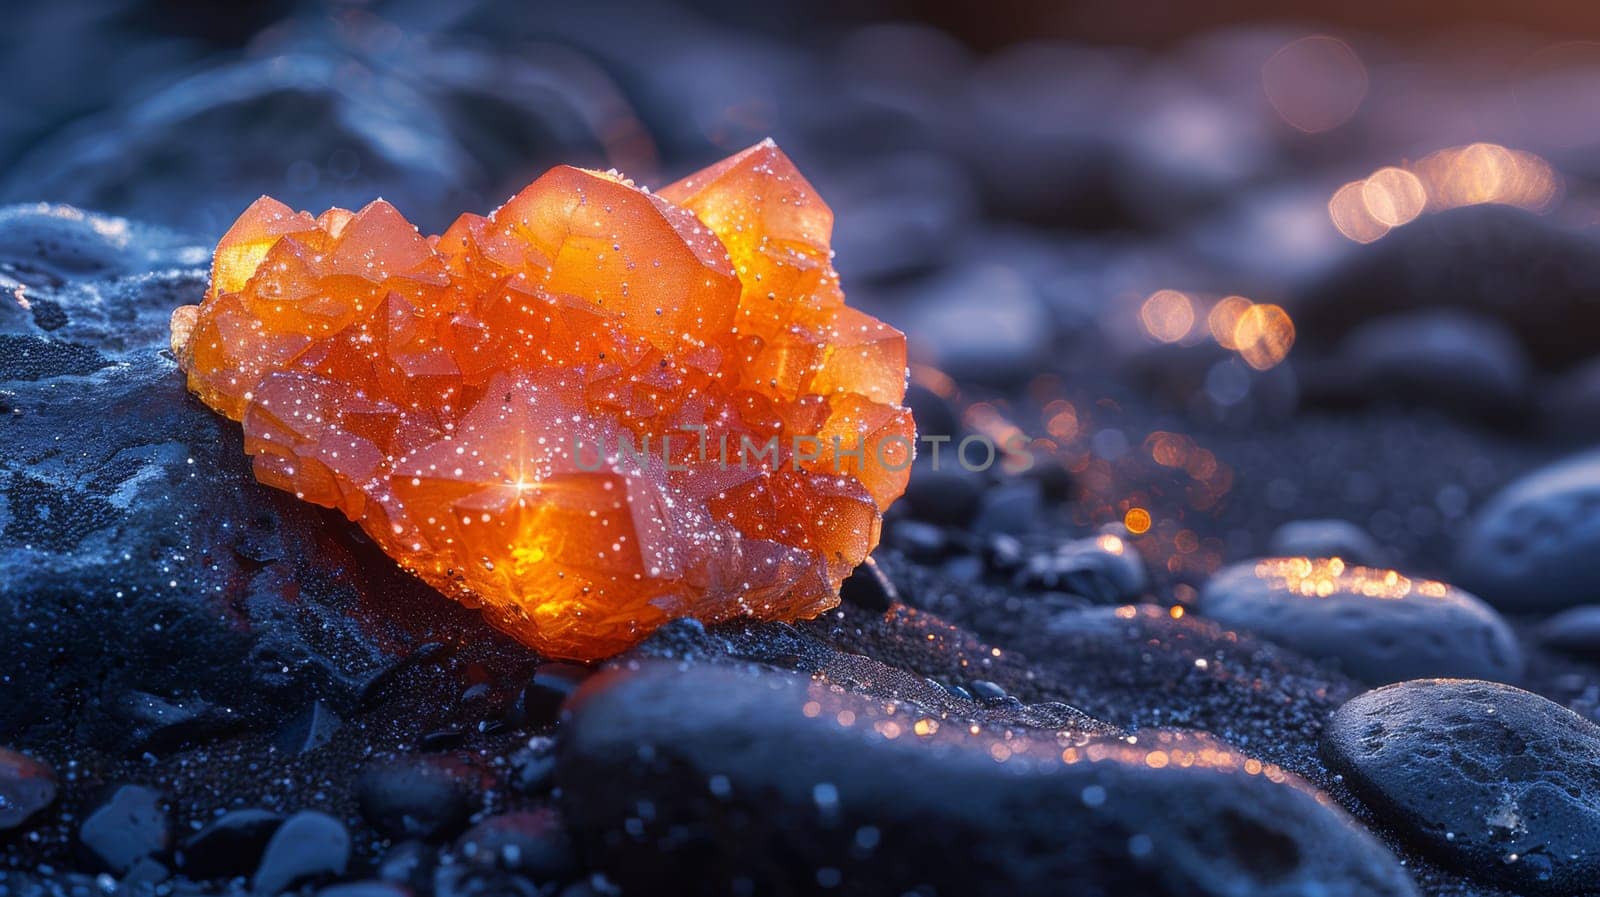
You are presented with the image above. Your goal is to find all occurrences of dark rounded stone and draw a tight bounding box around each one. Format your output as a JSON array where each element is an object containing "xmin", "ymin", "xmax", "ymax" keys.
[
  {"xmin": 0, "ymin": 748, "xmax": 56, "ymax": 831},
  {"xmin": 356, "ymin": 755, "xmax": 482, "ymax": 842},
  {"xmin": 902, "ymin": 383, "xmax": 960, "ymax": 446},
  {"xmin": 967, "ymin": 679, "xmax": 1007, "ymax": 701},
  {"xmin": 558, "ymin": 661, "xmax": 1416, "ymax": 897},
  {"xmin": 1537, "ymin": 606, "xmax": 1600, "ymax": 655},
  {"xmin": 252, "ymin": 810, "xmax": 350, "ymax": 895},
  {"xmin": 0, "ymin": 63, "xmax": 425, "ymax": 237},
  {"xmin": 79, "ymin": 784, "xmax": 169, "ymax": 873},
  {"xmin": 1199, "ymin": 560, "xmax": 1522, "ymax": 686},
  {"xmin": 824, "ymin": 151, "xmax": 977, "ymax": 283},
  {"xmin": 0, "ymin": 203, "xmax": 533, "ymax": 751},
  {"xmin": 375, "ymin": 839, "xmax": 436, "ymax": 892},
  {"xmin": 177, "ymin": 808, "xmax": 284, "ymax": 879},
  {"xmin": 455, "ymin": 809, "xmax": 578, "ymax": 882},
  {"xmin": 887, "ymin": 519, "xmax": 948, "ymax": 562},
  {"xmin": 433, "ymin": 863, "xmax": 542, "ymax": 897},
  {"xmin": 315, "ymin": 881, "xmax": 410, "ymax": 897},
  {"xmin": 509, "ymin": 738, "xmax": 558, "ymax": 796},
  {"xmin": 1266, "ymin": 519, "xmax": 1386, "ymax": 568},
  {"xmin": 1324, "ymin": 679, "xmax": 1600, "ymax": 894},
  {"xmin": 893, "ymin": 263, "xmax": 1054, "ymax": 385},
  {"xmin": 110, "ymin": 689, "xmax": 242, "ymax": 755},
  {"xmin": 1017, "ymin": 534, "xmax": 1148, "ymax": 603},
  {"xmin": 275, "ymin": 700, "xmax": 344, "ymax": 755},
  {"xmin": 900, "ymin": 462, "xmax": 983, "ymax": 526},
  {"xmin": 971, "ymin": 480, "xmax": 1043, "ymax": 535},
  {"xmin": 516, "ymin": 664, "xmax": 592, "ymax": 727},
  {"xmin": 1544, "ymin": 357, "xmax": 1600, "ymax": 439},
  {"xmin": 1456, "ymin": 449, "xmax": 1600, "ymax": 612},
  {"xmin": 839, "ymin": 558, "xmax": 898, "ymax": 612},
  {"xmin": 121, "ymin": 856, "xmax": 169, "ymax": 887},
  {"xmin": 1327, "ymin": 311, "xmax": 1532, "ymax": 422},
  {"xmin": 1296, "ymin": 204, "xmax": 1600, "ymax": 369},
  {"xmin": 0, "ymin": 204, "xmax": 202, "ymax": 282}
]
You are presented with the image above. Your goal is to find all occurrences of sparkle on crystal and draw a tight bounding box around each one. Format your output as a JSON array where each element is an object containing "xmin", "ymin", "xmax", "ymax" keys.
[{"xmin": 171, "ymin": 140, "xmax": 914, "ymax": 660}]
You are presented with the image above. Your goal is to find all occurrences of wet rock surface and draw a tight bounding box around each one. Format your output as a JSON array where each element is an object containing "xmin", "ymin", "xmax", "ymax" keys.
[
  {"xmin": 176, "ymin": 808, "xmax": 284, "ymax": 880},
  {"xmin": 78, "ymin": 784, "xmax": 169, "ymax": 873},
  {"xmin": 1324, "ymin": 679, "xmax": 1600, "ymax": 894},
  {"xmin": 1267, "ymin": 519, "xmax": 1387, "ymax": 567},
  {"xmin": 356, "ymin": 755, "xmax": 483, "ymax": 842},
  {"xmin": 1456, "ymin": 450, "xmax": 1600, "ymax": 613},
  {"xmin": 1199, "ymin": 560, "xmax": 1522, "ymax": 686},
  {"xmin": 1297, "ymin": 206, "xmax": 1600, "ymax": 370},
  {"xmin": 0, "ymin": 749, "xmax": 56, "ymax": 831},
  {"xmin": 7, "ymin": 11, "xmax": 1600, "ymax": 897},
  {"xmin": 560, "ymin": 661, "xmax": 1416, "ymax": 897},
  {"xmin": 252, "ymin": 810, "xmax": 351, "ymax": 895}
]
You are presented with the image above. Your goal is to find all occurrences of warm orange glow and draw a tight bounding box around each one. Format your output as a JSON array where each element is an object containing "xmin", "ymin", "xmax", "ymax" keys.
[
  {"xmin": 1139, "ymin": 289, "xmax": 1195, "ymax": 343},
  {"xmin": 1124, "ymin": 507, "xmax": 1152, "ymax": 534},
  {"xmin": 1253, "ymin": 557, "xmax": 1452, "ymax": 601},
  {"xmin": 1044, "ymin": 400, "xmax": 1079, "ymax": 442},
  {"xmin": 1262, "ymin": 36, "xmax": 1368, "ymax": 134},
  {"xmin": 1331, "ymin": 143, "xmax": 1559, "ymax": 243},
  {"xmin": 170, "ymin": 141, "xmax": 913, "ymax": 661},
  {"xmin": 1328, "ymin": 180, "xmax": 1390, "ymax": 243},
  {"xmin": 1232, "ymin": 304, "xmax": 1295, "ymax": 370},
  {"xmin": 909, "ymin": 363, "xmax": 958, "ymax": 400},
  {"xmin": 1361, "ymin": 167, "xmax": 1427, "ymax": 227},
  {"xmin": 1413, "ymin": 143, "xmax": 1559, "ymax": 213},
  {"xmin": 1207, "ymin": 296, "xmax": 1252, "ymax": 350}
]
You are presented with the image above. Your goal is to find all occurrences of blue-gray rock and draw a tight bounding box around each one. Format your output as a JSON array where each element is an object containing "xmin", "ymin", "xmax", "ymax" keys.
[
  {"xmin": 1296, "ymin": 205, "xmax": 1600, "ymax": 369},
  {"xmin": 252, "ymin": 810, "xmax": 350, "ymax": 895},
  {"xmin": 900, "ymin": 461, "xmax": 983, "ymax": 527},
  {"xmin": 1536, "ymin": 605, "xmax": 1600, "ymax": 655},
  {"xmin": 1267, "ymin": 519, "xmax": 1386, "ymax": 567},
  {"xmin": 514, "ymin": 663, "xmax": 592, "ymax": 727},
  {"xmin": 316, "ymin": 882, "xmax": 410, "ymax": 897},
  {"xmin": 455, "ymin": 809, "xmax": 577, "ymax": 881},
  {"xmin": 356, "ymin": 755, "xmax": 482, "ymax": 842},
  {"xmin": 0, "ymin": 204, "xmax": 530, "ymax": 750},
  {"xmin": 275, "ymin": 700, "xmax": 344, "ymax": 754},
  {"xmin": 508, "ymin": 738, "xmax": 558, "ymax": 796},
  {"xmin": 1456, "ymin": 450, "xmax": 1600, "ymax": 612},
  {"xmin": 839, "ymin": 558, "xmax": 898, "ymax": 612},
  {"xmin": 1199, "ymin": 559, "xmax": 1522, "ymax": 685},
  {"xmin": 111, "ymin": 689, "xmax": 243, "ymax": 754},
  {"xmin": 177, "ymin": 808, "xmax": 284, "ymax": 880},
  {"xmin": 1018, "ymin": 533, "xmax": 1148, "ymax": 603},
  {"xmin": 1324, "ymin": 679, "xmax": 1600, "ymax": 894},
  {"xmin": 1311, "ymin": 311, "xmax": 1531, "ymax": 422},
  {"xmin": 893, "ymin": 263, "xmax": 1054, "ymax": 385},
  {"xmin": 971, "ymin": 479, "xmax": 1044, "ymax": 535},
  {"xmin": 558, "ymin": 661, "xmax": 1416, "ymax": 897},
  {"xmin": 0, "ymin": 40, "xmax": 624, "ymax": 236},
  {"xmin": 375, "ymin": 840, "xmax": 436, "ymax": 892},
  {"xmin": 0, "ymin": 748, "xmax": 56, "ymax": 830},
  {"xmin": 1545, "ymin": 357, "xmax": 1600, "ymax": 439},
  {"xmin": 78, "ymin": 785, "xmax": 169, "ymax": 873},
  {"xmin": 823, "ymin": 152, "xmax": 977, "ymax": 283}
]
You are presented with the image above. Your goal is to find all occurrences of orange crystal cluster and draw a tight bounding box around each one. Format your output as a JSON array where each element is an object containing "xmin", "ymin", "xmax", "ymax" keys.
[{"xmin": 171, "ymin": 141, "xmax": 914, "ymax": 660}]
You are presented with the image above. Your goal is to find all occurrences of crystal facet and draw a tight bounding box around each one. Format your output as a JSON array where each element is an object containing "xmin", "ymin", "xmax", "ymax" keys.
[{"xmin": 172, "ymin": 141, "xmax": 913, "ymax": 660}]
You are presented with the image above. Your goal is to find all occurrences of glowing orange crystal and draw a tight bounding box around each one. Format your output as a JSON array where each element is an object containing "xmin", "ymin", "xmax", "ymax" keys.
[{"xmin": 170, "ymin": 141, "xmax": 914, "ymax": 660}]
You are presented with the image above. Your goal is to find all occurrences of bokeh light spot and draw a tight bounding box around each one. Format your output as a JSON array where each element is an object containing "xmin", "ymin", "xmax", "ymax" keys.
[
  {"xmin": 1361, "ymin": 167, "xmax": 1427, "ymax": 227},
  {"xmin": 1139, "ymin": 289, "xmax": 1195, "ymax": 344},
  {"xmin": 1328, "ymin": 180, "xmax": 1390, "ymax": 243},
  {"xmin": 1233, "ymin": 304, "xmax": 1295, "ymax": 371},
  {"xmin": 1208, "ymin": 296, "xmax": 1253, "ymax": 350},
  {"xmin": 1262, "ymin": 36, "xmax": 1368, "ymax": 133}
]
